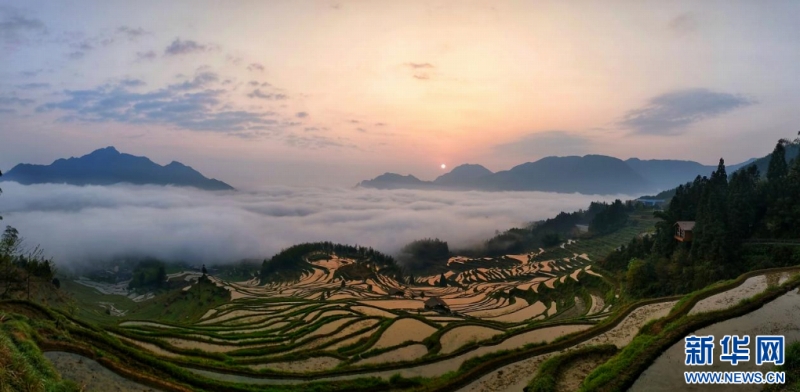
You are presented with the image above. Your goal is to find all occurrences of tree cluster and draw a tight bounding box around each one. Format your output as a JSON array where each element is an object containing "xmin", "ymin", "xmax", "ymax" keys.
[
  {"xmin": 397, "ymin": 238, "xmax": 450, "ymax": 273},
  {"xmin": 0, "ymin": 226, "xmax": 56, "ymax": 300},
  {"xmin": 128, "ymin": 259, "xmax": 167, "ymax": 290},
  {"xmin": 260, "ymin": 241, "xmax": 403, "ymax": 283},
  {"xmin": 589, "ymin": 199, "xmax": 631, "ymax": 235},
  {"xmin": 476, "ymin": 200, "xmax": 634, "ymax": 256},
  {"xmin": 601, "ymin": 135, "xmax": 800, "ymax": 297}
]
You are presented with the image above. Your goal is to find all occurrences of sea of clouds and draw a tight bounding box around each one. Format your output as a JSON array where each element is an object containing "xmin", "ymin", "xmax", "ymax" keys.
[{"xmin": 0, "ymin": 182, "xmax": 631, "ymax": 264}]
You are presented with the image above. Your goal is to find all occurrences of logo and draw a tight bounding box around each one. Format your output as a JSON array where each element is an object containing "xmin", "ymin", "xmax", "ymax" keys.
[{"xmin": 683, "ymin": 334, "xmax": 785, "ymax": 385}]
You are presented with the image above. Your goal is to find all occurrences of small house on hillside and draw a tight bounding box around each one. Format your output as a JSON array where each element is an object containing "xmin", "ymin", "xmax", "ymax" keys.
[
  {"xmin": 675, "ymin": 221, "xmax": 695, "ymax": 242},
  {"xmin": 424, "ymin": 297, "xmax": 449, "ymax": 313}
]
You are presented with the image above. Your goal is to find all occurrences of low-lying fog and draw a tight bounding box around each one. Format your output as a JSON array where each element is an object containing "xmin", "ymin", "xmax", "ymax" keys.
[{"xmin": 0, "ymin": 182, "xmax": 630, "ymax": 264}]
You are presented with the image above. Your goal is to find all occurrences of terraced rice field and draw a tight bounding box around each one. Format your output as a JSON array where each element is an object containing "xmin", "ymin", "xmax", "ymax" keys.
[
  {"xmin": 106, "ymin": 250, "xmax": 610, "ymax": 372},
  {"xmin": 73, "ymin": 246, "xmax": 637, "ymax": 392}
]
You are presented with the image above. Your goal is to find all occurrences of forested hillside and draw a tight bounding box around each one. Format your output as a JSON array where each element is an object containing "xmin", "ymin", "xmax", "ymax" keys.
[{"xmin": 601, "ymin": 134, "xmax": 800, "ymax": 297}]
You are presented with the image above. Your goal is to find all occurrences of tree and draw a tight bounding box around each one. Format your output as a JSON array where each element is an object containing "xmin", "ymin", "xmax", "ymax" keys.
[
  {"xmin": 764, "ymin": 140, "xmax": 798, "ymax": 237},
  {"xmin": 691, "ymin": 158, "xmax": 731, "ymax": 266},
  {"xmin": 626, "ymin": 259, "xmax": 656, "ymax": 298},
  {"xmin": 398, "ymin": 238, "xmax": 449, "ymax": 272},
  {"xmin": 156, "ymin": 265, "xmax": 167, "ymax": 287},
  {"xmin": 439, "ymin": 273, "xmax": 447, "ymax": 287},
  {"xmin": 767, "ymin": 141, "xmax": 789, "ymax": 181},
  {"xmin": 726, "ymin": 165, "xmax": 762, "ymax": 242},
  {"xmin": 0, "ymin": 226, "xmax": 21, "ymax": 298},
  {"xmin": 541, "ymin": 232, "xmax": 562, "ymax": 247},
  {"xmin": 589, "ymin": 199, "xmax": 629, "ymax": 235}
]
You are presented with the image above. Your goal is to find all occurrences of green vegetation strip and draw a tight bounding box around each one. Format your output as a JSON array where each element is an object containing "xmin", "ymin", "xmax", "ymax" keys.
[
  {"xmin": 2, "ymin": 300, "xmax": 425, "ymax": 392},
  {"xmin": 580, "ymin": 265, "xmax": 800, "ymax": 392},
  {"xmin": 525, "ymin": 345, "xmax": 618, "ymax": 392}
]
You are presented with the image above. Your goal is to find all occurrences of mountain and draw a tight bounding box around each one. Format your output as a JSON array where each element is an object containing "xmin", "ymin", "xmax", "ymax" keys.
[
  {"xmin": 481, "ymin": 155, "xmax": 653, "ymax": 194},
  {"xmin": 736, "ymin": 144, "xmax": 799, "ymax": 177},
  {"xmin": 625, "ymin": 157, "xmax": 761, "ymax": 191},
  {"xmin": 1, "ymin": 146, "xmax": 234, "ymax": 191},
  {"xmin": 360, "ymin": 155, "xmax": 654, "ymax": 195},
  {"xmin": 357, "ymin": 173, "xmax": 429, "ymax": 189},
  {"xmin": 433, "ymin": 164, "xmax": 493, "ymax": 187},
  {"xmin": 358, "ymin": 153, "xmax": 766, "ymax": 195},
  {"xmin": 624, "ymin": 158, "xmax": 721, "ymax": 191}
]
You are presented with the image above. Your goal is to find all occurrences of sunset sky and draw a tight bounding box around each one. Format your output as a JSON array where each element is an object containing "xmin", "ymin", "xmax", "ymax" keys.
[{"xmin": 2, "ymin": 0, "xmax": 799, "ymax": 187}]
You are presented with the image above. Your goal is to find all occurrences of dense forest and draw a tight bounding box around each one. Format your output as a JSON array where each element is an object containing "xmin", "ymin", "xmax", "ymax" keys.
[
  {"xmin": 260, "ymin": 242, "xmax": 404, "ymax": 283},
  {"xmin": 474, "ymin": 199, "xmax": 635, "ymax": 257},
  {"xmin": 127, "ymin": 259, "xmax": 168, "ymax": 290},
  {"xmin": 601, "ymin": 135, "xmax": 800, "ymax": 297},
  {"xmin": 397, "ymin": 238, "xmax": 450, "ymax": 272}
]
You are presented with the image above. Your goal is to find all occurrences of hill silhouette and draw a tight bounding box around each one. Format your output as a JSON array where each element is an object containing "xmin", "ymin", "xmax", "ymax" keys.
[{"xmin": 1, "ymin": 146, "xmax": 234, "ymax": 191}]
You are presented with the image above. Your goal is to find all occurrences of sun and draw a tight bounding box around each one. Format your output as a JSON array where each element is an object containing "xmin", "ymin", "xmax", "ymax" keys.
[{"xmin": 440, "ymin": 163, "xmax": 446, "ymax": 169}]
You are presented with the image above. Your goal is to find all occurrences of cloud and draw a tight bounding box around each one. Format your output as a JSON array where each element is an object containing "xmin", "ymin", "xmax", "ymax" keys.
[
  {"xmin": 247, "ymin": 89, "xmax": 287, "ymax": 100},
  {"xmin": 170, "ymin": 71, "xmax": 218, "ymax": 90},
  {"xmin": 284, "ymin": 134, "xmax": 352, "ymax": 149},
  {"xmin": 164, "ymin": 38, "xmax": 208, "ymax": 56},
  {"xmin": 295, "ymin": 111, "xmax": 308, "ymax": 118},
  {"xmin": 403, "ymin": 63, "xmax": 436, "ymax": 80},
  {"xmin": 136, "ymin": 50, "xmax": 157, "ymax": 61},
  {"xmin": 64, "ymin": 33, "xmax": 116, "ymax": 58},
  {"xmin": 119, "ymin": 78, "xmax": 145, "ymax": 87},
  {"xmin": 494, "ymin": 131, "xmax": 591, "ymax": 157},
  {"xmin": 15, "ymin": 82, "xmax": 50, "ymax": 89},
  {"xmin": 117, "ymin": 26, "xmax": 149, "ymax": 40},
  {"xmin": 668, "ymin": 13, "xmax": 698, "ymax": 35},
  {"xmin": 36, "ymin": 71, "xmax": 278, "ymax": 133},
  {"xmin": 20, "ymin": 69, "xmax": 46, "ymax": 78},
  {"xmin": 247, "ymin": 63, "xmax": 265, "ymax": 72},
  {"xmin": 405, "ymin": 62, "xmax": 434, "ymax": 69},
  {"xmin": 0, "ymin": 95, "xmax": 35, "ymax": 106},
  {"xmin": 0, "ymin": 7, "xmax": 46, "ymax": 44},
  {"xmin": 0, "ymin": 182, "xmax": 624, "ymax": 264},
  {"xmin": 619, "ymin": 88, "xmax": 756, "ymax": 135}
]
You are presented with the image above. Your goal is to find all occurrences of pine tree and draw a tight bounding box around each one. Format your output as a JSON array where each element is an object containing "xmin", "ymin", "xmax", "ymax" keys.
[
  {"xmin": 764, "ymin": 141, "xmax": 794, "ymax": 236},
  {"xmin": 691, "ymin": 158, "xmax": 731, "ymax": 269},
  {"xmin": 156, "ymin": 265, "xmax": 167, "ymax": 287},
  {"xmin": 727, "ymin": 165, "xmax": 762, "ymax": 242},
  {"xmin": 767, "ymin": 142, "xmax": 788, "ymax": 181}
]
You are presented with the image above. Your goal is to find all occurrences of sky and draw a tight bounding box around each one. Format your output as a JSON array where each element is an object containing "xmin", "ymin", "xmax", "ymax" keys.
[{"xmin": 2, "ymin": 0, "xmax": 799, "ymax": 188}]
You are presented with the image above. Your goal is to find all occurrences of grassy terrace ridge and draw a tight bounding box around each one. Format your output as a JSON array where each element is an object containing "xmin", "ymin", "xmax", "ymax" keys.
[
  {"xmin": 0, "ymin": 300, "xmax": 425, "ymax": 392},
  {"xmin": 413, "ymin": 265, "xmax": 800, "ymax": 392},
  {"xmin": 580, "ymin": 265, "xmax": 800, "ymax": 392},
  {"xmin": 524, "ymin": 344, "xmax": 618, "ymax": 392},
  {"xmin": 531, "ymin": 211, "xmax": 658, "ymax": 264}
]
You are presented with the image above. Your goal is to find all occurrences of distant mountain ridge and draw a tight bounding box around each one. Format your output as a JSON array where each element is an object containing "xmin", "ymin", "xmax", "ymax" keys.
[
  {"xmin": 624, "ymin": 157, "xmax": 758, "ymax": 191},
  {"xmin": 1, "ymin": 146, "xmax": 234, "ymax": 191},
  {"xmin": 358, "ymin": 153, "xmax": 764, "ymax": 195}
]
